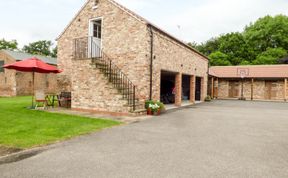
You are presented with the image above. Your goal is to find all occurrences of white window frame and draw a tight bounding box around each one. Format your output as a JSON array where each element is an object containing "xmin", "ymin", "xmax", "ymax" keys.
[
  {"xmin": 88, "ymin": 17, "xmax": 103, "ymax": 39},
  {"xmin": 88, "ymin": 17, "xmax": 103, "ymax": 58}
]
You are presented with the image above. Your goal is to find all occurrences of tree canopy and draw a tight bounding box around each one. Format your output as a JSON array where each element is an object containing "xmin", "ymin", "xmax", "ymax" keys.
[
  {"xmin": 0, "ymin": 39, "xmax": 18, "ymax": 51},
  {"xmin": 22, "ymin": 40, "xmax": 56, "ymax": 57},
  {"xmin": 193, "ymin": 14, "xmax": 288, "ymax": 66}
]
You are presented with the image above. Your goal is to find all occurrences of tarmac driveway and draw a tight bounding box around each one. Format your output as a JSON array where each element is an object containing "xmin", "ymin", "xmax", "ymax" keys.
[{"xmin": 1, "ymin": 100, "xmax": 288, "ymax": 178}]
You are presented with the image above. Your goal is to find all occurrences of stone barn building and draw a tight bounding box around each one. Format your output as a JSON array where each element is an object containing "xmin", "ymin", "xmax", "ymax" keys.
[
  {"xmin": 209, "ymin": 65, "xmax": 288, "ymax": 101},
  {"xmin": 0, "ymin": 50, "xmax": 60, "ymax": 96},
  {"xmin": 57, "ymin": 0, "xmax": 209, "ymax": 115}
]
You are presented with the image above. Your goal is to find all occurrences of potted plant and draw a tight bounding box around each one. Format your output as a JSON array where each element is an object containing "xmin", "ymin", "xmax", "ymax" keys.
[
  {"xmin": 149, "ymin": 103, "xmax": 160, "ymax": 115},
  {"xmin": 145, "ymin": 100, "xmax": 154, "ymax": 115},
  {"xmin": 156, "ymin": 101, "xmax": 165, "ymax": 114},
  {"xmin": 205, "ymin": 95, "xmax": 212, "ymax": 102},
  {"xmin": 145, "ymin": 100, "xmax": 165, "ymax": 116}
]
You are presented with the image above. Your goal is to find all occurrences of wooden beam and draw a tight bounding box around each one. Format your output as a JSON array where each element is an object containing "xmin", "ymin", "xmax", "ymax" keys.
[
  {"xmin": 216, "ymin": 78, "xmax": 219, "ymax": 98},
  {"xmin": 211, "ymin": 77, "xmax": 214, "ymax": 98},
  {"xmin": 284, "ymin": 78, "xmax": 287, "ymax": 102},
  {"xmin": 251, "ymin": 78, "xmax": 254, "ymax": 100}
]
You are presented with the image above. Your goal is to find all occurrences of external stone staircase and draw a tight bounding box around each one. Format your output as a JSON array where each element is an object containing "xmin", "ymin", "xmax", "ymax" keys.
[
  {"xmin": 91, "ymin": 59, "xmax": 146, "ymax": 115},
  {"xmin": 74, "ymin": 37, "xmax": 146, "ymax": 115}
]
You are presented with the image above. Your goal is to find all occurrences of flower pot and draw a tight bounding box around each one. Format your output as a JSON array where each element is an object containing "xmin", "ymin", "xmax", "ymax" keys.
[
  {"xmin": 153, "ymin": 110, "xmax": 161, "ymax": 116},
  {"xmin": 147, "ymin": 108, "xmax": 152, "ymax": 115}
]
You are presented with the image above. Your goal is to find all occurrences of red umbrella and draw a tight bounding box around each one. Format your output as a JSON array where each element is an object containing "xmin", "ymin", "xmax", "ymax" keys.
[{"xmin": 4, "ymin": 57, "xmax": 62, "ymax": 107}]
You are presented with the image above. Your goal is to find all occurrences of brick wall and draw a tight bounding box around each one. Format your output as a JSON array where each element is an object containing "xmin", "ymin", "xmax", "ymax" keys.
[
  {"xmin": 216, "ymin": 78, "xmax": 286, "ymax": 101},
  {"xmin": 57, "ymin": 0, "xmax": 150, "ymax": 98},
  {"xmin": 16, "ymin": 72, "xmax": 59, "ymax": 96},
  {"xmin": 217, "ymin": 79, "xmax": 229, "ymax": 98},
  {"xmin": 72, "ymin": 59, "xmax": 130, "ymax": 113},
  {"xmin": 0, "ymin": 51, "xmax": 60, "ymax": 97},
  {"xmin": 0, "ymin": 52, "xmax": 17, "ymax": 96},
  {"xmin": 152, "ymin": 30, "xmax": 208, "ymax": 101},
  {"xmin": 58, "ymin": 0, "xmax": 209, "ymax": 113}
]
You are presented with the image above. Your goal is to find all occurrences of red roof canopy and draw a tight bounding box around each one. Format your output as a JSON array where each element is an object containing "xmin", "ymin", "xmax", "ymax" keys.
[{"xmin": 3, "ymin": 57, "xmax": 62, "ymax": 73}]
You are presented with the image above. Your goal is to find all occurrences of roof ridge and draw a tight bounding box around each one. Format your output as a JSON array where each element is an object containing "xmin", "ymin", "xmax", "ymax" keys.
[
  {"xmin": 2, "ymin": 49, "xmax": 56, "ymax": 60},
  {"xmin": 211, "ymin": 64, "xmax": 288, "ymax": 68}
]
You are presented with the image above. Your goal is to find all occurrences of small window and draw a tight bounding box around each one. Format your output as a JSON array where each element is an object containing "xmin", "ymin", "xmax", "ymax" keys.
[
  {"xmin": 93, "ymin": 20, "xmax": 102, "ymax": 39},
  {"xmin": 0, "ymin": 60, "xmax": 4, "ymax": 73},
  {"xmin": 93, "ymin": 0, "xmax": 99, "ymax": 7}
]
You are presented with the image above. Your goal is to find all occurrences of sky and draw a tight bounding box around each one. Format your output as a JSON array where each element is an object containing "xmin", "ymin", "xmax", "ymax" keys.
[{"xmin": 0, "ymin": 0, "xmax": 288, "ymax": 48}]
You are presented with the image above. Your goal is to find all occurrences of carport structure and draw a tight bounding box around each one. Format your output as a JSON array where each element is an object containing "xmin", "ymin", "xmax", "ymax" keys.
[
  {"xmin": 209, "ymin": 65, "xmax": 288, "ymax": 101},
  {"xmin": 160, "ymin": 70, "xmax": 204, "ymax": 106}
]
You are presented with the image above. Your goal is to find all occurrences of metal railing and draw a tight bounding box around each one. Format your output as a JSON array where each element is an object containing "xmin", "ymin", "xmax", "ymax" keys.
[{"xmin": 74, "ymin": 37, "xmax": 137, "ymax": 111}]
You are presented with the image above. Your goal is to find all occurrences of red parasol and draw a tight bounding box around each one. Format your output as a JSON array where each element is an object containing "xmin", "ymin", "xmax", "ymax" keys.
[{"xmin": 4, "ymin": 57, "xmax": 62, "ymax": 107}]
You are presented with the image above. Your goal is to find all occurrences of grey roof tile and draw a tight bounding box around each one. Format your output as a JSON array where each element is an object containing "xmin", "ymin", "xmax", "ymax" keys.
[{"xmin": 2, "ymin": 50, "xmax": 57, "ymax": 65}]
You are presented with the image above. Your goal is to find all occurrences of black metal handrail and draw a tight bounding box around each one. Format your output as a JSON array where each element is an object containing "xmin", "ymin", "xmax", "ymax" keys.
[{"xmin": 74, "ymin": 37, "xmax": 137, "ymax": 111}]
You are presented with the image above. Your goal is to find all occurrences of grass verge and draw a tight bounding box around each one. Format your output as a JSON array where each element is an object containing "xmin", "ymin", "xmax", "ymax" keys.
[{"xmin": 0, "ymin": 96, "xmax": 120, "ymax": 149}]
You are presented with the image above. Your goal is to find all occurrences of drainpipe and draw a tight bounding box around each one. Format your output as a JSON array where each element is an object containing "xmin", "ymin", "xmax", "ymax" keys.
[
  {"xmin": 148, "ymin": 25, "xmax": 154, "ymax": 100},
  {"xmin": 207, "ymin": 59, "xmax": 210, "ymax": 97}
]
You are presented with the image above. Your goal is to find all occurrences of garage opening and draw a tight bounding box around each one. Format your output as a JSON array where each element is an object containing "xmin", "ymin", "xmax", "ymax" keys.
[
  {"xmin": 160, "ymin": 71, "xmax": 176, "ymax": 104},
  {"xmin": 195, "ymin": 77, "xmax": 202, "ymax": 101},
  {"xmin": 182, "ymin": 75, "xmax": 190, "ymax": 101}
]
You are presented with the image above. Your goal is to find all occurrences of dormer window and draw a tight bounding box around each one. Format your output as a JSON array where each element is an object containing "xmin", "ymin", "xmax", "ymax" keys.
[{"xmin": 93, "ymin": 0, "xmax": 99, "ymax": 9}]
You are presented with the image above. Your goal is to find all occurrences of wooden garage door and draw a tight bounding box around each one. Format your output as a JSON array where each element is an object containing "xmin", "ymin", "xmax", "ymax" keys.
[
  {"xmin": 229, "ymin": 81, "xmax": 240, "ymax": 98},
  {"xmin": 265, "ymin": 81, "xmax": 277, "ymax": 100}
]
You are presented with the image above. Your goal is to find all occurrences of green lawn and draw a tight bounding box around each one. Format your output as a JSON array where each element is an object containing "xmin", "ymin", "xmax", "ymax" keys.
[{"xmin": 0, "ymin": 96, "xmax": 121, "ymax": 149}]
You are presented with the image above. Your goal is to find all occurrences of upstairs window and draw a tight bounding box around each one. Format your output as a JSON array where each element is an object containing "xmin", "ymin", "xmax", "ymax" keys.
[
  {"xmin": 93, "ymin": 20, "xmax": 102, "ymax": 39},
  {"xmin": 0, "ymin": 60, "xmax": 4, "ymax": 73},
  {"xmin": 93, "ymin": 0, "xmax": 99, "ymax": 8}
]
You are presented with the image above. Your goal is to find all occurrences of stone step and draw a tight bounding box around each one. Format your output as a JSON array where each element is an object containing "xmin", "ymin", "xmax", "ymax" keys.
[{"xmin": 130, "ymin": 109, "xmax": 147, "ymax": 116}]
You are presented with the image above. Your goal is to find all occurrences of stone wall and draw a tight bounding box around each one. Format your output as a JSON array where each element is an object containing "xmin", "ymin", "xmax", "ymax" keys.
[
  {"xmin": 72, "ymin": 59, "xmax": 130, "ymax": 113},
  {"xmin": 0, "ymin": 52, "xmax": 17, "ymax": 96},
  {"xmin": 152, "ymin": 30, "xmax": 208, "ymax": 101},
  {"xmin": 0, "ymin": 51, "xmax": 61, "ymax": 97},
  {"xmin": 16, "ymin": 72, "xmax": 59, "ymax": 96},
  {"xmin": 57, "ymin": 0, "xmax": 209, "ymax": 113},
  {"xmin": 57, "ymin": 0, "xmax": 150, "ymax": 101},
  {"xmin": 216, "ymin": 78, "xmax": 286, "ymax": 101},
  {"xmin": 217, "ymin": 79, "xmax": 229, "ymax": 98}
]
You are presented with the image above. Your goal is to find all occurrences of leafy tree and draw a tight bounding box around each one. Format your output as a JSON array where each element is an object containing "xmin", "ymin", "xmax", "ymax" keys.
[
  {"xmin": 198, "ymin": 14, "xmax": 288, "ymax": 66},
  {"xmin": 51, "ymin": 46, "xmax": 57, "ymax": 58},
  {"xmin": 196, "ymin": 38, "xmax": 221, "ymax": 56},
  {"xmin": 208, "ymin": 51, "xmax": 232, "ymax": 66},
  {"xmin": 22, "ymin": 40, "xmax": 54, "ymax": 57},
  {"xmin": 253, "ymin": 48, "xmax": 287, "ymax": 65},
  {"xmin": 187, "ymin": 42, "xmax": 198, "ymax": 49},
  {"xmin": 218, "ymin": 32, "xmax": 254, "ymax": 65},
  {"xmin": 244, "ymin": 15, "xmax": 288, "ymax": 53},
  {"xmin": 0, "ymin": 39, "xmax": 18, "ymax": 51},
  {"xmin": 239, "ymin": 60, "xmax": 252, "ymax": 65}
]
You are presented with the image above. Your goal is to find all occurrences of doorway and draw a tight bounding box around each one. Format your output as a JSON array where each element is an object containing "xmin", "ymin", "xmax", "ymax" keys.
[
  {"xmin": 89, "ymin": 18, "xmax": 102, "ymax": 58},
  {"xmin": 182, "ymin": 75, "xmax": 190, "ymax": 101},
  {"xmin": 160, "ymin": 71, "xmax": 176, "ymax": 104},
  {"xmin": 265, "ymin": 81, "xmax": 277, "ymax": 100},
  {"xmin": 229, "ymin": 80, "xmax": 240, "ymax": 98},
  {"xmin": 195, "ymin": 77, "xmax": 202, "ymax": 101}
]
